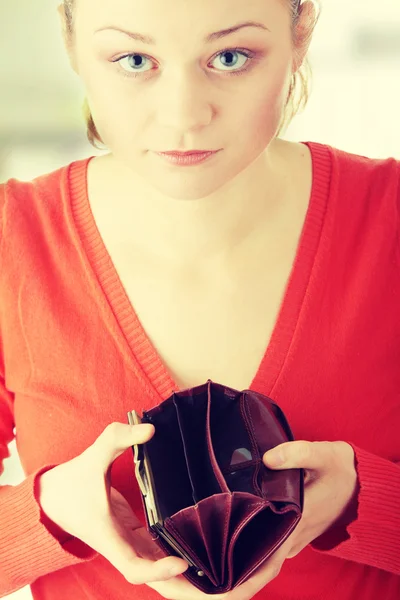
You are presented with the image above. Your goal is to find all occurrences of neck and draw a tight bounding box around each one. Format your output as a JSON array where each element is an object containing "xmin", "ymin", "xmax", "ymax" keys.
[{"xmin": 91, "ymin": 138, "xmax": 294, "ymax": 269}]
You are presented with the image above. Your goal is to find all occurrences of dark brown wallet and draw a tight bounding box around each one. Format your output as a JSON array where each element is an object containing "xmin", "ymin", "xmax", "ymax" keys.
[{"xmin": 127, "ymin": 379, "xmax": 304, "ymax": 594}]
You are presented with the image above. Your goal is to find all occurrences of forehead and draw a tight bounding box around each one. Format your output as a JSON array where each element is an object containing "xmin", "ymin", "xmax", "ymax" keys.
[{"xmin": 74, "ymin": 0, "xmax": 290, "ymax": 41}]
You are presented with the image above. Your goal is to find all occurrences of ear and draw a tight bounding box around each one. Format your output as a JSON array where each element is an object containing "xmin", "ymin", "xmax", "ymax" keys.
[
  {"xmin": 57, "ymin": 3, "xmax": 79, "ymax": 74},
  {"xmin": 292, "ymin": 0, "xmax": 318, "ymax": 73}
]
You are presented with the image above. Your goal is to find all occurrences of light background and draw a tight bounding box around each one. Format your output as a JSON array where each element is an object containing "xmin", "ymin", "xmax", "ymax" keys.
[{"xmin": 1, "ymin": 0, "xmax": 399, "ymax": 598}]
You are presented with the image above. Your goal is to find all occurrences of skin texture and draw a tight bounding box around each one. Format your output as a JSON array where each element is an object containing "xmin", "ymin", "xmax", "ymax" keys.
[
  {"xmin": 49, "ymin": 2, "xmax": 359, "ymax": 598},
  {"xmin": 58, "ymin": 0, "xmax": 316, "ymax": 266}
]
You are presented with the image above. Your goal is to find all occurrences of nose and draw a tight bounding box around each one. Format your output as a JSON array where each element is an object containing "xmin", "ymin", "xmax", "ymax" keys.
[{"xmin": 154, "ymin": 69, "xmax": 214, "ymax": 131}]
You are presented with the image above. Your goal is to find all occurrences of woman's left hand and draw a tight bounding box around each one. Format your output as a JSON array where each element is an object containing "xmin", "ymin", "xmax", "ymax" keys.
[{"xmin": 262, "ymin": 440, "xmax": 359, "ymax": 559}]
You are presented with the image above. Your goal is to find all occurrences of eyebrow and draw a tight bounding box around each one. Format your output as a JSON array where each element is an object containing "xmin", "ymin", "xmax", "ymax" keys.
[{"xmin": 94, "ymin": 21, "xmax": 271, "ymax": 44}]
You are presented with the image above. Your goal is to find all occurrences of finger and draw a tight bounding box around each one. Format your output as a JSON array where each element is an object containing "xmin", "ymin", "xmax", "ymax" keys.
[
  {"xmin": 126, "ymin": 525, "xmax": 167, "ymax": 561},
  {"xmin": 88, "ymin": 422, "xmax": 155, "ymax": 469},
  {"xmin": 93, "ymin": 514, "xmax": 188, "ymax": 585},
  {"xmin": 263, "ymin": 440, "xmax": 332, "ymax": 471}
]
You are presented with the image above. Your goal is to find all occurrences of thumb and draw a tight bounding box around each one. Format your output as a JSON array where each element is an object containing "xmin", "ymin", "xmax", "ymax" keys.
[
  {"xmin": 263, "ymin": 440, "xmax": 327, "ymax": 470},
  {"xmin": 90, "ymin": 422, "xmax": 155, "ymax": 470}
]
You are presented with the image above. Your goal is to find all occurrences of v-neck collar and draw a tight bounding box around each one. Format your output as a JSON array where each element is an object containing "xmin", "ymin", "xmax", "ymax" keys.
[{"xmin": 66, "ymin": 142, "xmax": 332, "ymax": 405}]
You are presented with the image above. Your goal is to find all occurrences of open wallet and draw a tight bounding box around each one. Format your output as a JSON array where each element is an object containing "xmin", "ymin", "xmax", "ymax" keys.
[{"xmin": 127, "ymin": 379, "xmax": 304, "ymax": 594}]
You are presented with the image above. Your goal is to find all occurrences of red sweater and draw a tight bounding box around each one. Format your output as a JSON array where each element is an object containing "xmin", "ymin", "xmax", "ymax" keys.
[{"xmin": 0, "ymin": 142, "xmax": 399, "ymax": 600}]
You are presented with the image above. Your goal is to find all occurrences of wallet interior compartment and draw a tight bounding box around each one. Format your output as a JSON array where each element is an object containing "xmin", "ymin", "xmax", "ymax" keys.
[
  {"xmin": 165, "ymin": 491, "xmax": 234, "ymax": 592},
  {"xmin": 141, "ymin": 398, "xmax": 196, "ymax": 520},
  {"xmin": 209, "ymin": 387, "xmax": 264, "ymax": 496},
  {"xmin": 228, "ymin": 497, "xmax": 301, "ymax": 588},
  {"xmin": 164, "ymin": 491, "xmax": 297, "ymax": 594},
  {"xmin": 173, "ymin": 390, "xmax": 226, "ymax": 503}
]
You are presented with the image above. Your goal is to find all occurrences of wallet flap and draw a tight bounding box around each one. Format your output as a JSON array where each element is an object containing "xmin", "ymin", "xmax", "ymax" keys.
[
  {"xmin": 207, "ymin": 384, "xmax": 264, "ymax": 496},
  {"xmin": 244, "ymin": 391, "xmax": 304, "ymax": 509}
]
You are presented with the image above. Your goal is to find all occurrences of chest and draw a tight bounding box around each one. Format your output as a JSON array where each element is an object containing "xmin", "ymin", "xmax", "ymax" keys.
[
  {"xmin": 94, "ymin": 235, "xmax": 301, "ymax": 392},
  {"xmin": 83, "ymin": 144, "xmax": 313, "ymax": 392}
]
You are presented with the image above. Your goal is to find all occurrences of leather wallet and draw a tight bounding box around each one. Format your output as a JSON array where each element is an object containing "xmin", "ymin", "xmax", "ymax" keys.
[{"xmin": 127, "ymin": 379, "xmax": 304, "ymax": 594}]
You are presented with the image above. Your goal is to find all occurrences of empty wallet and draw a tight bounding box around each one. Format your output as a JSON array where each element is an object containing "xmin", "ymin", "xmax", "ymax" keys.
[{"xmin": 127, "ymin": 379, "xmax": 304, "ymax": 594}]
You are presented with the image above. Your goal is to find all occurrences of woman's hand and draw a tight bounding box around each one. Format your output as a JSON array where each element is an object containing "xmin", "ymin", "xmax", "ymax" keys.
[
  {"xmin": 37, "ymin": 423, "xmax": 189, "ymax": 585},
  {"xmin": 262, "ymin": 440, "xmax": 359, "ymax": 558},
  {"xmin": 147, "ymin": 440, "xmax": 359, "ymax": 600},
  {"xmin": 36, "ymin": 422, "xmax": 292, "ymax": 600}
]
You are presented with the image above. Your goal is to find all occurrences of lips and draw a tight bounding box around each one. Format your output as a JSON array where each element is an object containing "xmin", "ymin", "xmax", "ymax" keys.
[
  {"xmin": 160, "ymin": 150, "xmax": 217, "ymax": 156},
  {"xmin": 155, "ymin": 150, "xmax": 220, "ymax": 166}
]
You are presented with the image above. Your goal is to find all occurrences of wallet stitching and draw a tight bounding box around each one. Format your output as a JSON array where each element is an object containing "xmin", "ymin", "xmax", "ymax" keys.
[
  {"xmin": 243, "ymin": 399, "xmax": 262, "ymax": 459},
  {"xmin": 192, "ymin": 503, "xmax": 219, "ymax": 583},
  {"xmin": 221, "ymin": 494, "xmax": 232, "ymax": 585},
  {"xmin": 206, "ymin": 384, "xmax": 230, "ymax": 493},
  {"xmin": 227, "ymin": 501, "xmax": 266, "ymax": 588},
  {"xmin": 166, "ymin": 519, "xmax": 217, "ymax": 584},
  {"xmin": 239, "ymin": 396, "xmax": 263, "ymax": 497},
  {"xmin": 234, "ymin": 511, "xmax": 302, "ymax": 587},
  {"xmin": 239, "ymin": 396, "xmax": 261, "ymax": 460},
  {"xmin": 223, "ymin": 459, "xmax": 260, "ymax": 474},
  {"xmin": 266, "ymin": 401, "xmax": 293, "ymax": 442}
]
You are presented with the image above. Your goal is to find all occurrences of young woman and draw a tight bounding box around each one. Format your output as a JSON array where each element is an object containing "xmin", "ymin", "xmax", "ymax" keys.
[{"xmin": 0, "ymin": 1, "xmax": 399, "ymax": 599}]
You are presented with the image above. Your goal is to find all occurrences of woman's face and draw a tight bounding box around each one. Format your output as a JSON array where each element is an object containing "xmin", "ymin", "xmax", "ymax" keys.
[{"xmin": 67, "ymin": 0, "xmax": 300, "ymax": 199}]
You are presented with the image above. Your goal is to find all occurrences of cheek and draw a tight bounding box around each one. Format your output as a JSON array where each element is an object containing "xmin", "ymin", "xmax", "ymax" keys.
[
  {"xmin": 80, "ymin": 71, "xmax": 142, "ymax": 146},
  {"xmin": 229, "ymin": 50, "xmax": 293, "ymax": 134},
  {"xmin": 238, "ymin": 75, "xmax": 290, "ymax": 143},
  {"xmin": 75, "ymin": 51, "xmax": 130, "ymax": 125},
  {"xmin": 255, "ymin": 65, "xmax": 292, "ymax": 115},
  {"xmin": 253, "ymin": 90, "xmax": 283, "ymax": 126}
]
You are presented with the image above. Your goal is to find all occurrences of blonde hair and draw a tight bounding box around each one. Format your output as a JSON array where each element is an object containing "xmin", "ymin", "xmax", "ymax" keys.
[{"xmin": 64, "ymin": 0, "xmax": 321, "ymax": 149}]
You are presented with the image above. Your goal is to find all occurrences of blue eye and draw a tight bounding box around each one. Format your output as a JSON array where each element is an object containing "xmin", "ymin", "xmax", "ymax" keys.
[{"xmin": 113, "ymin": 48, "xmax": 255, "ymax": 78}]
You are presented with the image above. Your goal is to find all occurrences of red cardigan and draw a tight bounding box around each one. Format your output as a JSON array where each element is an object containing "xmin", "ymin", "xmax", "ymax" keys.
[{"xmin": 0, "ymin": 142, "xmax": 399, "ymax": 600}]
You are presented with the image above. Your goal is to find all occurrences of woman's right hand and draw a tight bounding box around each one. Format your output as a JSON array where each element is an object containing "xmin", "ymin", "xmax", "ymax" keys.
[
  {"xmin": 37, "ymin": 422, "xmax": 290, "ymax": 600},
  {"xmin": 37, "ymin": 422, "xmax": 189, "ymax": 585}
]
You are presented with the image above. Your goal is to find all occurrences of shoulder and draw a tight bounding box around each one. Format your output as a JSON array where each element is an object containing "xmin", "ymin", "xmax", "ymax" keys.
[
  {"xmin": 306, "ymin": 141, "xmax": 400, "ymax": 225},
  {"xmin": 0, "ymin": 156, "xmax": 90, "ymax": 242},
  {"xmin": 1, "ymin": 160, "xmax": 74, "ymax": 211},
  {"xmin": 310, "ymin": 141, "xmax": 399, "ymax": 196}
]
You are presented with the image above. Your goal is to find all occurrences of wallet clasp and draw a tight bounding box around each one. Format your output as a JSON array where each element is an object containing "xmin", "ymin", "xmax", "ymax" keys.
[{"xmin": 127, "ymin": 410, "xmax": 162, "ymax": 527}]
